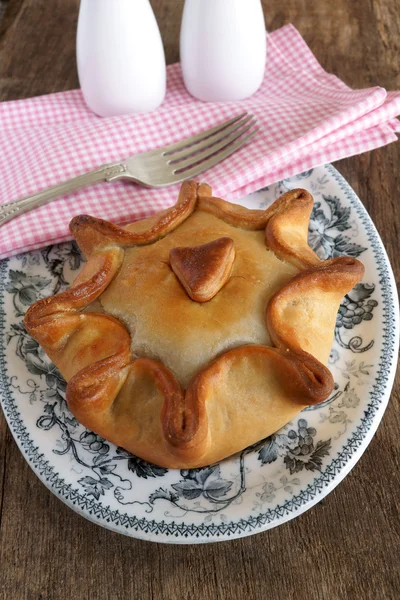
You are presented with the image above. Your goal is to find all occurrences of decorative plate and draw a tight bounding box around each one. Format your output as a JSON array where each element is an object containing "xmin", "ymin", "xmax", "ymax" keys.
[{"xmin": 0, "ymin": 164, "xmax": 398, "ymax": 544}]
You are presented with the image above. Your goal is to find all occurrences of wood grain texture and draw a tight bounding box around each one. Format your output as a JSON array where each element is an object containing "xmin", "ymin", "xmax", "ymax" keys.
[{"xmin": 0, "ymin": 1, "xmax": 399, "ymax": 599}]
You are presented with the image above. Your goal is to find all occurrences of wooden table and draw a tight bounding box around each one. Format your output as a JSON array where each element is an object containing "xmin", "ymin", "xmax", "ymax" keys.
[{"xmin": 0, "ymin": 1, "xmax": 399, "ymax": 598}]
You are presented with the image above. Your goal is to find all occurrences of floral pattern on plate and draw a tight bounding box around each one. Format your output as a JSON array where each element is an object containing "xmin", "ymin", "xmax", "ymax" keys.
[{"xmin": 0, "ymin": 164, "xmax": 398, "ymax": 543}]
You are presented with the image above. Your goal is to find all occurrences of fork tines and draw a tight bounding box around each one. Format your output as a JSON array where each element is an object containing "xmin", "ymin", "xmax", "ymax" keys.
[{"xmin": 163, "ymin": 113, "xmax": 258, "ymax": 179}]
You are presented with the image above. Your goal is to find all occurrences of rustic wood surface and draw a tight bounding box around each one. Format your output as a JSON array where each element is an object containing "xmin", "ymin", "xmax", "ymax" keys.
[{"xmin": 0, "ymin": 1, "xmax": 399, "ymax": 599}]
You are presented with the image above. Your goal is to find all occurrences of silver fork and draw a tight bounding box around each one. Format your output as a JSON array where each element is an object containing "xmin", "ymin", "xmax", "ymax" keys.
[{"xmin": 0, "ymin": 113, "xmax": 257, "ymax": 227}]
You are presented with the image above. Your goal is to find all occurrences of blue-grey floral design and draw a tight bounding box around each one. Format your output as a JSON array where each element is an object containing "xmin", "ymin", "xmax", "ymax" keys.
[
  {"xmin": 258, "ymin": 418, "xmax": 331, "ymax": 475},
  {"xmin": 308, "ymin": 195, "xmax": 367, "ymax": 260},
  {"xmin": 305, "ymin": 191, "xmax": 377, "ymax": 353},
  {"xmin": 0, "ymin": 165, "xmax": 397, "ymax": 543},
  {"xmin": 5, "ymin": 270, "xmax": 52, "ymax": 317}
]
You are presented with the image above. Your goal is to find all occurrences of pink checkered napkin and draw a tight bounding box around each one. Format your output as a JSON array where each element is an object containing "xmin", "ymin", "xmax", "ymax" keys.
[{"xmin": 1, "ymin": 24, "xmax": 400, "ymax": 260}]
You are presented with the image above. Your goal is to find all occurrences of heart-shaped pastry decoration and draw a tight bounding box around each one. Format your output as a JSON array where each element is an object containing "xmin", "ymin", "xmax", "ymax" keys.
[
  {"xmin": 25, "ymin": 181, "xmax": 364, "ymax": 468},
  {"xmin": 169, "ymin": 237, "xmax": 235, "ymax": 302}
]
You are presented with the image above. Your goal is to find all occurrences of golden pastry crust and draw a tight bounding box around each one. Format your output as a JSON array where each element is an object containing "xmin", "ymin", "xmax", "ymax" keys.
[
  {"xmin": 69, "ymin": 179, "xmax": 199, "ymax": 256},
  {"xmin": 169, "ymin": 237, "xmax": 235, "ymax": 302},
  {"xmin": 25, "ymin": 181, "xmax": 365, "ymax": 468},
  {"xmin": 267, "ymin": 256, "xmax": 364, "ymax": 365}
]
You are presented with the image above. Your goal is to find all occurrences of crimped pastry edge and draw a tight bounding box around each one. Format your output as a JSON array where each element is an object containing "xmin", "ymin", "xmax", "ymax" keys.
[{"xmin": 24, "ymin": 181, "xmax": 365, "ymax": 467}]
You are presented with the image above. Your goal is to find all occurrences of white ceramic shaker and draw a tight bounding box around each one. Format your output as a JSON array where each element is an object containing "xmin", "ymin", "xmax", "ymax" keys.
[
  {"xmin": 77, "ymin": 0, "xmax": 166, "ymax": 117},
  {"xmin": 180, "ymin": 0, "xmax": 267, "ymax": 102}
]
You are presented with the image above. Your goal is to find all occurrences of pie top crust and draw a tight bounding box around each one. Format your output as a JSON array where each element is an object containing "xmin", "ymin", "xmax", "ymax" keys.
[{"xmin": 25, "ymin": 181, "xmax": 364, "ymax": 468}]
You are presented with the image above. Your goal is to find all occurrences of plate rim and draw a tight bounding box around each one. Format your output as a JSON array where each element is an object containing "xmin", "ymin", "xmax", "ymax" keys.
[{"xmin": 0, "ymin": 163, "xmax": 398, "ymax": 544}]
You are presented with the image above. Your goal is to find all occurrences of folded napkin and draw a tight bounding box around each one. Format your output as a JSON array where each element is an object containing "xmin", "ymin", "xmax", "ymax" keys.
[{"xmin": 1, "ymin": 24, "xmax": 400, "ymax": 260}]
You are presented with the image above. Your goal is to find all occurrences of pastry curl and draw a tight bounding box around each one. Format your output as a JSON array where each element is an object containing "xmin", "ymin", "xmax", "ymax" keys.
[
  {"xmin": 264, "ymin": 189, "xmax": 320, "ymax": 269},
  {"xmin": 198, "ymin": 195, "xmax": 270, "ymax": 230},
  {"xmin": 70, "ymin": 180, "xmax": 199, "ymax": 257},
  {"xmin": 267, "ymin": 256, "xmax": 365, "ymax": 364},
  {"xmin": 65, "ymin": 345, "xmax": 333, "ymax": 469},
  {"xmin": 25, "ymin": 247, "xmax": 130, "ymax": 381}
]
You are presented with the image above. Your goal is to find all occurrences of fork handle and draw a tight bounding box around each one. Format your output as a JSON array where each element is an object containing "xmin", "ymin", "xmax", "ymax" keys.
[{"xmin": 0, "ymin": 162, "xmax": 127, "ymax": 227}]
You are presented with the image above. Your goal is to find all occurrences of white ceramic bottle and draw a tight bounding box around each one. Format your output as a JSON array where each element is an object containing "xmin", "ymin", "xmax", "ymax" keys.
[
  {"xmin": 180, "ymin": 0, "xmax": 267, "ymax": 102},
  {"xmin": 77, "ymin": 0, "xmax": 166, "ymax": 117}
]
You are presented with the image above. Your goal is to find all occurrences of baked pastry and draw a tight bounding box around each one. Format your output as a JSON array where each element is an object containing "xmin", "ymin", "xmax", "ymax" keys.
[{"xmin": 25, "ymin": 181, "xmax": 364, "ymax": 468}]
